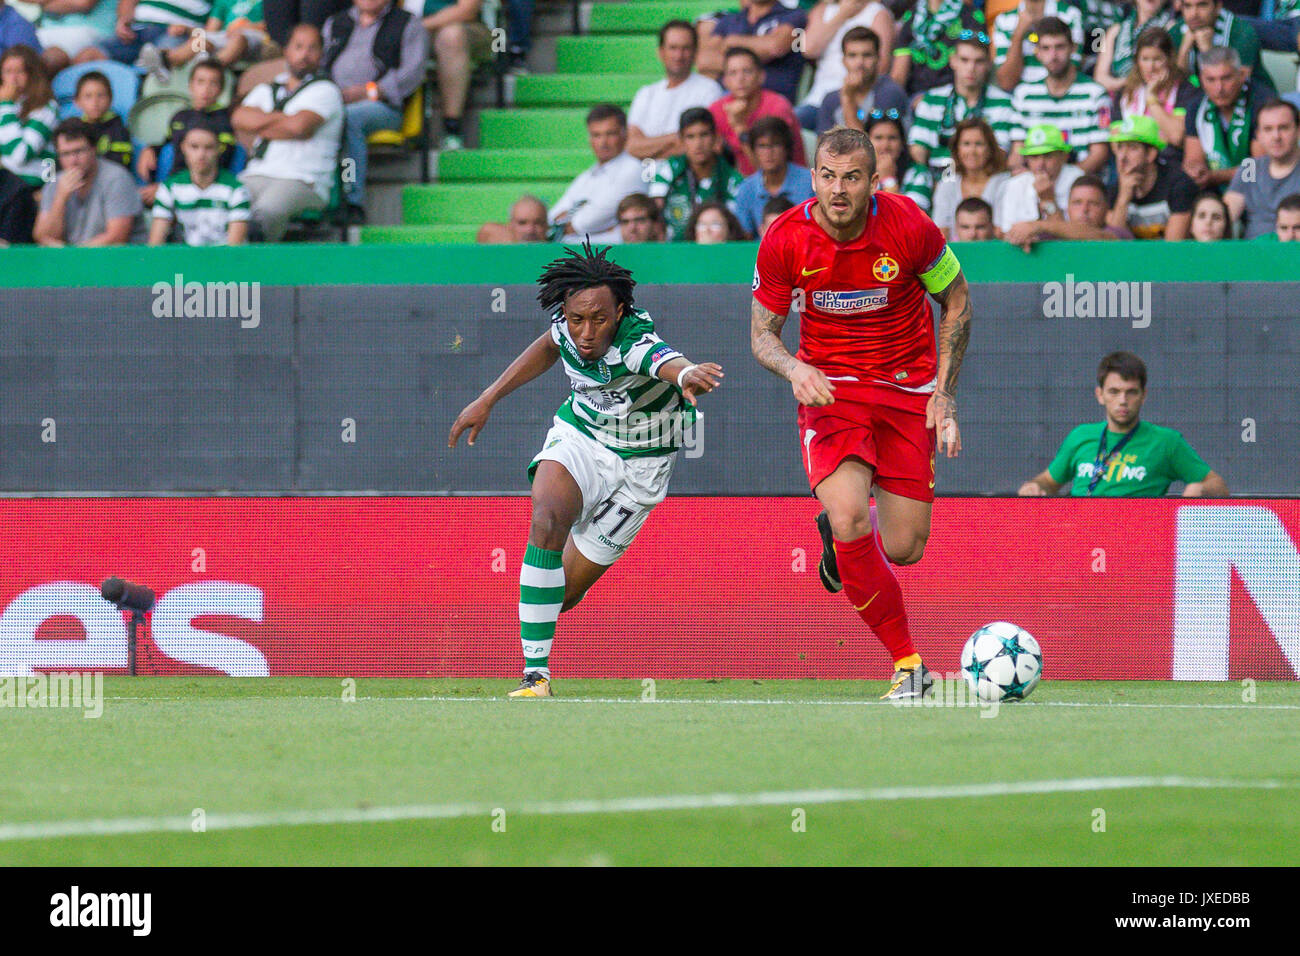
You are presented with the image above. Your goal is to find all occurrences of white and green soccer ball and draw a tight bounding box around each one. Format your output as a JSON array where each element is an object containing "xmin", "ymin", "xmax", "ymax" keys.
[{"xmin": 960, "ymin": 622, "xmax": 1043, "ymax": 702}]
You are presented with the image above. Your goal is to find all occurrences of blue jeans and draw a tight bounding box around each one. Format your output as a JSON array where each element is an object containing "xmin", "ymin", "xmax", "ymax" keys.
[
  {"xmin": 343, "ymin": 100, "xmax": 401, "ymax": 206},
  {"xmin": 1241, "ymin": 15, "xmax": 1300, "ymax": 53},
  {"xmin": 100, "ymin": 22, "xmax": 187, "ymax": 63},
  {"xmin": 506, "ymin": 0, "xmax": 535, "ymax": 54}
]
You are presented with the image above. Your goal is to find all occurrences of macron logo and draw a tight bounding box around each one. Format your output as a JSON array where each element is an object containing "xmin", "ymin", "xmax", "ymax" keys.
[{"xmin": 50, "ymin": 886, "xmax": 151, "ymax": 937}]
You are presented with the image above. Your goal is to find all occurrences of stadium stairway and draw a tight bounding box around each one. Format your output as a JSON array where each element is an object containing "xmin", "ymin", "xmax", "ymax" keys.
[{"xmin": 360, "ymin": 0, "xmax": 721, "ymax": 244}]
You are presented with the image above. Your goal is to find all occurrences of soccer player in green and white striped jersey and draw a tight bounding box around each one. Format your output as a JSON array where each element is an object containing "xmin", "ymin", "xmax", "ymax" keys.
[
  {"xmin": 448, "ymin": 242, "xmax": 723, "ymax": 698},
  {"xmin": 149, "ymin": 122, "xmax": 249, "ymax": 245},
  {"xmin": 1010, "ymin": 16, "xmax": 1112, "ymax": 174}
]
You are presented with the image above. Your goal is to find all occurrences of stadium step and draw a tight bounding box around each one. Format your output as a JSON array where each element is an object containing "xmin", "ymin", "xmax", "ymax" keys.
[
  {"xmin": 359, "ymin": 224, "xmax": 481, "ymax": 244},
  {"xmin": 586, "ymin": 0, "xmax": 723, "ymax": 33},
  {"xmin": 514, "ymin": 72, "xmax": 660, "ymax": 107},
  {"xmin": 402, "ymin": 182, "xmax": 566, "ymax": 224},
  {"xmin": 478, "ymin": 108, "xmax": 592, "ymax": 149},
  {"xmin": 555, "ymin": 34, "xmax": 662, "ymax": 74},
  {"xmin": 437, "ymin": 147, "xmax": 593, "ymax": 182}
]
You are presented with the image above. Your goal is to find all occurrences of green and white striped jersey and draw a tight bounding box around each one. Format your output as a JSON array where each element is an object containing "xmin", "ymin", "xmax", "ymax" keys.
[
  {"xmin": 1011, "ymin": 77, "xmax": 1112, "ymax": 162},
  {"xmin": 134, "ymin": 0, "xmax": 214, "ymax": 29},
  {"xmin": 152, "ymin": 168, "xmax": 250, "ymax": 246},
  {"xmin": 992, "ymin": 0, "xmax": 1084, "ymax": 88},
  {"xmin": 550, "ymin": 308, "xmax": 695, "ymax": 458},
  {"xmin": 909, "ymin": 83, "xmax": 1018, "ymax": 171}
]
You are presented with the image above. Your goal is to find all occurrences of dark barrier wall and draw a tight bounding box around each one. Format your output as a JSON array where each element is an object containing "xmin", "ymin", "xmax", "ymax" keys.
[{"xmin": 1, "ymin": 279, "xmax": 1294, "ymax": 495}]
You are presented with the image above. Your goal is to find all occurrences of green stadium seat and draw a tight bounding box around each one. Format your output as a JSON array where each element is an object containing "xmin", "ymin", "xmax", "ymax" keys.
[
  {"xmin": 514, "ymin": 73, "xmax": 661, "ymax": 107},
  {"xmin": 1261, "ymin": 51, "xmax": 1298, "ymax": 97},
  {"xmin": 478, "ymin": 108, "xmax": 592, "ymax": 149},
  {"xmin": 556, "ymin": 35, "xmax": 662, "ymax": 74},
  {"xmin": 402, "ymin": 182, "xmax": 565, "ymax": 224},
  {"xmin": 437, "ymin": 147, "xmax": 593, "ymax": 182},
  {"xmin": 587, "ymin": 1, "xmax": 724, "ymax": 34}
]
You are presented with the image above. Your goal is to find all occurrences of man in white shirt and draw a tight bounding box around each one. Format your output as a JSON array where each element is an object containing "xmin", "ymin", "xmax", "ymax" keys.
[
  {"xmin": 999, "ymin": 123, "xmax": 1083, "ymax": 236},
  {"xmin": 549, "ymin": 104, "xmax": 645, "ymax": 244},
  {"xmin": 232, "ymin": 23, "xmax": 345, "ymax": 241},
  {"xmin": 627, "ymin": 19, "xmax": 725, "ymax": 160}
]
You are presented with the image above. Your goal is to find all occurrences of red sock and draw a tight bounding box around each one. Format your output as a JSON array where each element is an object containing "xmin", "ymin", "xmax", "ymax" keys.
[{"xmin": 834, "ymin": 532, "xmax": 915, "ymax": 663}]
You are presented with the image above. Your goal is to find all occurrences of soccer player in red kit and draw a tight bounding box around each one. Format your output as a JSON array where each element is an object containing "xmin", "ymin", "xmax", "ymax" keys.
[{"xmin": 751, "ymin": 126, "xmax": 973, "ymax": 700}]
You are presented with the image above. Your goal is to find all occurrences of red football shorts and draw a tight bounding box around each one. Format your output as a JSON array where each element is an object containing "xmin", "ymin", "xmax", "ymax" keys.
[{"xmin": 797, "ymin": 383, "xmax": 937, "ymax": 503}]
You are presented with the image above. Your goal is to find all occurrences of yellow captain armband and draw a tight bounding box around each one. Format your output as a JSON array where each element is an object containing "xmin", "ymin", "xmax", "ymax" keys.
[{"xmin": 919, "ymin": 245, "xmax": 960, "ymax": 294}]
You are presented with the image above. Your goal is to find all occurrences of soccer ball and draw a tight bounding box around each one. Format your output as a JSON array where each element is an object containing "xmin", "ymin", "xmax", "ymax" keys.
[{"xmin": 960, "ymin": 622, "xmax": 1043, "ymax": 702}]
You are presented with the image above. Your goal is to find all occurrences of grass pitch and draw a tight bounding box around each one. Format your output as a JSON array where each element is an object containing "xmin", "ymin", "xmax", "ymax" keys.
[{"xmin": 2, "ymin": 678, "xmax": 1298, "ymax": 866}]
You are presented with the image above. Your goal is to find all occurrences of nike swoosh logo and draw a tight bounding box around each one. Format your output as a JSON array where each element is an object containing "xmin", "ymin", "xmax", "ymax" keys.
[
  {"xmin": 801, "ymin": 267, "xmax": 827, "ymax": 276},
  {"xmin": 853, "ymin": 591, "xmax": 880, "ymax": 612}
]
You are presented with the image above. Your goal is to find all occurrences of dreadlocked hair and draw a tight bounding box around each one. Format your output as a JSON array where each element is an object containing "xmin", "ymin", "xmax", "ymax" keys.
[{"xmin": 536, "ymin": 239, "xmax": 636, "ymax": 318}]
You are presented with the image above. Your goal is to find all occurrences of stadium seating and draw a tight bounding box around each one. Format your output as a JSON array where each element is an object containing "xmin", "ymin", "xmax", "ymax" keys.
[{"xmin": 52, "ymin": 61, "xmax": 141, "ymax": 121}]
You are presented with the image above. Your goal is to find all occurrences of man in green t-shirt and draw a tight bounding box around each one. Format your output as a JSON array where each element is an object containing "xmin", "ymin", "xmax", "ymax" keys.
[{"xmin": 1018, "ymin": 351, "xmax": 1229, "ymax": 497}]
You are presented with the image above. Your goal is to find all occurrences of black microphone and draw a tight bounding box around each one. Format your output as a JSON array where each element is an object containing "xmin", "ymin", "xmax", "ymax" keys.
[{"xmin": 101, "ymin": 577, "xmax": 156, "ymax": 613}]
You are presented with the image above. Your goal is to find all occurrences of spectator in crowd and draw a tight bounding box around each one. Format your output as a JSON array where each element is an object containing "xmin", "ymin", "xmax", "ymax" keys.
[
  {"xmin": 1018, "ymin": 351, "xmax": 1228, "ymax": 497},
  {"xmin": 930, "ymin": 117, "xmax": 1010, "ymax": 235},
  {"xmin": 0, "ymin": 164, "xmax": 35, "ymax": 241},
  {"xmin": 799, "ymin": 1, "xmax": 897, "ymax": 129},
  {"xmin": 37, "ymin": 0, "xmax": 118, "ymax": 74},
  {"xmin": 149, "ymin": 120, "xmax": 250, "ymax": 244},
  {"xmin": 34, "ymin": 117, "xmax": 145, "ymax": 244},
  {"xmin": 1182, "ymin": 46, "xmax": 1268, "ymax": 190},
  {"xmin": 1005, "ymin": 173, "xmax": 1133, "ymax": 246},
  {"xmin": 733, "ymin": 115, "xmax": 812, "ymax": 236},
  {"xmin": 709, "ymin": 46, "xmax": 805, "ymax": 176},
  {"xmin": 697, "ymin": 0, "xmax": 808, "ymax": 106},
  {"xmin": 1010, "ymin": 17, "xmax": 1111, "ymax": 174},
  {"xmin": 233, "ymin": 23, "xmax": 344, "ymax": 240},
  {"xmin": 627, "ymin": 20, "xmax": 724, "ymax": 160},
  {"xmin": 1225, "ymin": 99, "xmax": 1300, "ymax": 238},
  {"xmin": 0, "ymin": 0, "xmax": 41, "ymax": 61},
  {"xmin": 138, "ymin": 59, "xmax": 238, "ymax": 204},
  {"xmin": 0, "ymin": 45, "xmax": 56, "ymax": 186},
  {"xmin": 910, "ymin": 32, "xmax": 1016, "ymax": 175},
  {"xmin": 547, "ymin": 103, "xmax": 643, "ymax": 244},
  {"xmin": 615, "ymin": 192, "xmax": 664, "ymax": 243},
  {"xmin": 1270, "ymin": 192, "xmax": 1300, "ymax": 240},
  {"xmin": 812, "ymin": 26, "xmax": 909, "ymax": 134},
  {"xmin": 144, "ymin": 0, "xmax": 271, "ymax": 78},
  {"xmin": 686, "ymin": 198, "xmax": 745, "ymax": 242},
  {"xmin": 952, "ymin": 194, "xmax": 996, "ymax": 238},
  {"xmin": 891, "ymin": 0, "xmax": 988, "ymax": 100},
  {"xmin": 502, "ymin": 0, "xmax": 533, "ymax": 73},
  {"xmin": 999, "ymin": 123, "xmax": 1083, "ymax": 233},
  {"xmin": 1106, "ymin": 114, "xmax": 1196, "ymax": 239},
  {"xmin": 1170, "ymin": 0, "xmax": 1273, "ymax": 94},
  {"xmin": 322, "ymin": 0, "xmax": 427, "ymax": 213},
  {"xmin": 476, "ymin": 193, "xmax": 547, "ymax": 242},
  {"xmin": 993, "ymin": 0, "xmax": 1084, "ymax": 90},
  {"xmin": 1111, "ymin": 27, "xmax": 1198, "ymax": 165},
  {"xmin": 72, "ymin": 70, "xmax": 131, "ymax": 170},
  {"xmin": 1094, "ymin": 0, "xmax": 1176, "ymax": 93},
  {"xmin": 866, "ymin": 108, "xmax": 934, "ymax": 211},
  {"xmin": 1240, "ymin": 3, "xmax": 1300, "ymax": 55},
  {"xmin": 1189, "ymin": 188, "xmax": 1230, "ymax": 239},
  {"xmin": 407, "ymin": 0, "xmax": 491, "ymax": 151},
  {"xmin": 82, "ymin": 0, "xmax": 212, "ymax": 66},
  {"xmin": 757, "ymin": 193, "xmax": 792, "ymax": 237},
  {"xmin": 238, "ymin": 0, "xmax": 349, "ymax": 98},
  {"xmin": 648, "ymin": 106, "xmax": 741, "ymax": 242}
]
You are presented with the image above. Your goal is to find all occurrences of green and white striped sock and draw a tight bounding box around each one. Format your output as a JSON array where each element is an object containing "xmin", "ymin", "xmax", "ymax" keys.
[{"xmin": 519, "ymin": 543, "xmax": 563, "ymax": 678}]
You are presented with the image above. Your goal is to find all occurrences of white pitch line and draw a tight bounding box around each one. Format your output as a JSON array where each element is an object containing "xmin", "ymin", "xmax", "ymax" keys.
[{"xmin": 0, "ymin": 776, "xmax": 1295, "ymax": 844}]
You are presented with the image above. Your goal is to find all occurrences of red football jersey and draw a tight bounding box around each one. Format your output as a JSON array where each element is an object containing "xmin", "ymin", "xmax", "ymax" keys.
[{"xmin": 753, "ymin": 192, "xmax": 959, "ymax": 395}]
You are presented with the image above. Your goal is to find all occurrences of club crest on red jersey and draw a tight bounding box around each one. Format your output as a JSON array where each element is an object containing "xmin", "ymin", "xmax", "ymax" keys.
[{"xmin": 872, "ymin": 255, "xmax": 899, "ymax": 282}]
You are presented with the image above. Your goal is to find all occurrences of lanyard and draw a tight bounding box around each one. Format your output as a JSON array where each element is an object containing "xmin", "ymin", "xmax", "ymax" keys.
[{"xmin": 1087, "ymin": 422, "xmax": 1139, "ymax": 495}]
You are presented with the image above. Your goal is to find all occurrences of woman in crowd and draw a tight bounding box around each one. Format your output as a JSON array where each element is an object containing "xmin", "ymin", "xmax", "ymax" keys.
[
  {"xmin": 0, "ymin": 46, "xmax": 58, "ymax": 188},
  {"xmin": 1112, "ymin": 28, "xmax": 1198, "ymax": 164},
  {"xmin": 929, "ymin": 116, "xmax": 1009, "ymax": 236},
  {"xmin": 687, "ymin": 200, "xmax": 746, "ymax": 244},
  {"xmin": 1093, "ymin": 0, "xmax": 1175, "ymax": 93},
  {"xmin": 1189, "ymin": 190, "xmax": 1231, "ymax": 242}
]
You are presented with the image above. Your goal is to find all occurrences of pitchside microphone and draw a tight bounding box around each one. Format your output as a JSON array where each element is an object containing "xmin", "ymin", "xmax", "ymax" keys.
[{"xmin": 101, "ymin": 577, "xmax": 156, "ymax": 613}]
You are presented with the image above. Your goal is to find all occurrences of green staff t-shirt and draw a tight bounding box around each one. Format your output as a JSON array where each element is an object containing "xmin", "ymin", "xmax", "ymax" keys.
[{"xmin": 1047, "ymin": 420, "xmax": 1211, "ymax": 496}]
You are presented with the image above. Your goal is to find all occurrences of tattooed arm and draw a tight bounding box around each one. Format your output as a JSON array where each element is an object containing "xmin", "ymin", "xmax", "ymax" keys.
[
  {"xmin": 750, "ymin": 299, "xmax": 836, "ymax": 406},
  {"xmin": 929, "ymin": 270, "xmax": 972, "ymax": 458}
]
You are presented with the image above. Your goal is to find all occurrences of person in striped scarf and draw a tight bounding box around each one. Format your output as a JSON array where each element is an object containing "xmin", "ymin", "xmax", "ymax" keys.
[
  {"xmin": 1181, "ymin": 45, "xmax": 1268, "ymax": 190},
  {"xmin": 448, "ymin": 242, "xmax": 724, "ymax": 698},
  {"xmin": 0, "ymin": 45, "xmax": 56, "ymax": 187}
]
